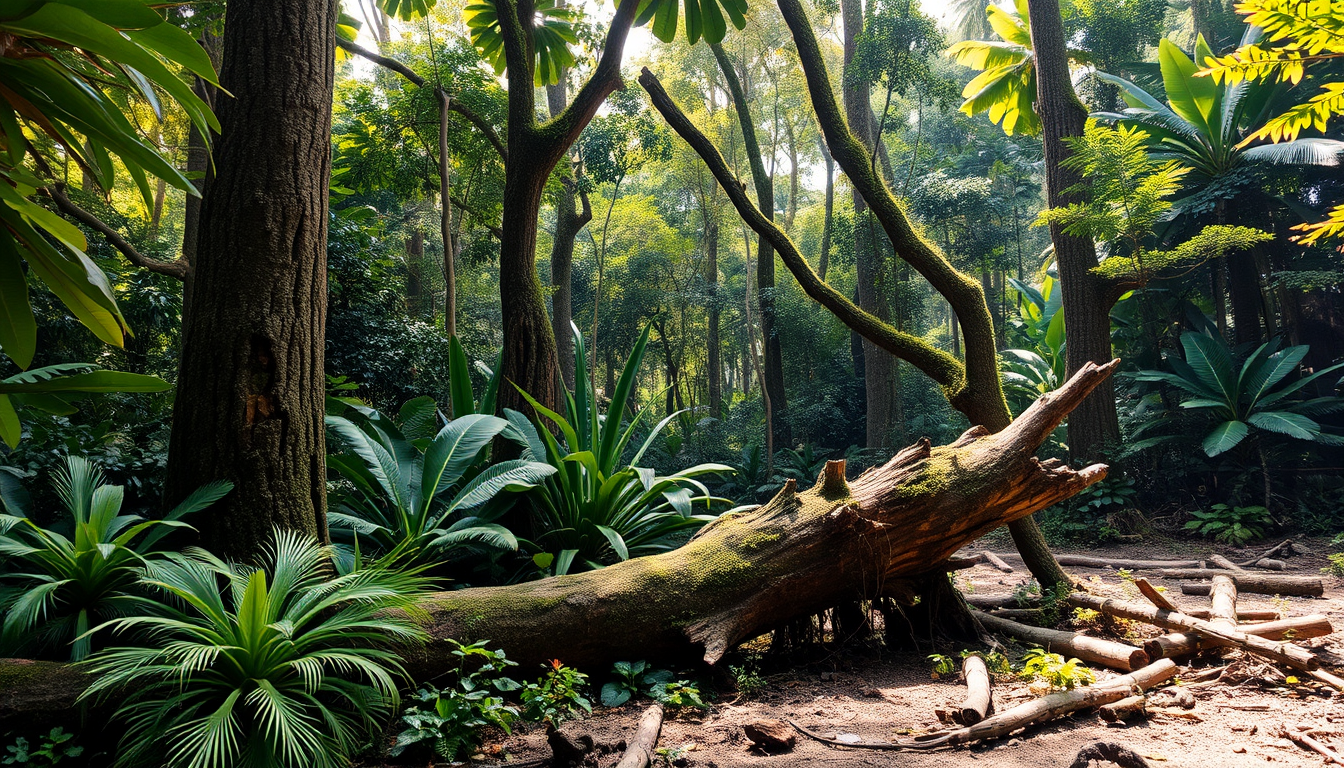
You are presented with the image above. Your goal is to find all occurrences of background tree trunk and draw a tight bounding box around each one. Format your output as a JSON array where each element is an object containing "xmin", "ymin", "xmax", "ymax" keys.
[
  {"xmin": 841, "ymin": 0, "xmax": 897, "ymax": 450},
  {"xmin": 711, "ymin": 42, "xmax": 791, "ymax": 452},
  {"xmin": 706, "ymin": 218, "xmax": 723, "ymax": 418},
  {"xmin": 164, "ymin": 0, "xmax": 337, "ymax": 559},
  {"xmin": 1026, "ymin": 0, "xmax": 1121, "ymax": 463},
  {"xmin": 546, "ymin": 71, "xmax": 591, "ymax": 389}
]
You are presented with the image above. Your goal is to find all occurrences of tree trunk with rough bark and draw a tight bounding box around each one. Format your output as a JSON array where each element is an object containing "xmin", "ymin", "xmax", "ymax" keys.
[
  {"xmin": 546, "ymin": 73, "xmax": 591, "ymax": 389},
  {"xmin": 164, "ymin": 0, "xmax": 336, "ymax": 559},
  {"xmin": 1026, "ymin": 0, "xmax": 1121, "ymax": 464},
  {"xmin": 706, "ymin": 218, "xmax": 723, "ymax": 418}
]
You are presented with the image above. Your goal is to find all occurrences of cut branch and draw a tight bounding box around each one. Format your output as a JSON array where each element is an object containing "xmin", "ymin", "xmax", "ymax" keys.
[
  {"xmin": 1163, "ymin": 572, "xmax": 1323, "ymax": 596},
  {"xmin": 956, "ymin": 655, "xmax": 992, "ymax": 725},
  {"xmin": 613, "ymin": 703, "xmax": 664, "ymax": 768},
  {"xmin": 792, "ymin": 659, "xmax": 1177, "ymax": 750},
  {"xmin": 1145, "ymin": 614, "xmax": 1334, "ymax": 659}
]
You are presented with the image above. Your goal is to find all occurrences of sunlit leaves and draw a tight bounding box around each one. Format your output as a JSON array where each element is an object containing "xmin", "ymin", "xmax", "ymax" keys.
[
  {"xmin": 463, "ymin": 0, "xmax": 577, "ymax": 86},
  {"xmin": 946, "ymin": 0, "xmax": 1041, "ymax": 135}
]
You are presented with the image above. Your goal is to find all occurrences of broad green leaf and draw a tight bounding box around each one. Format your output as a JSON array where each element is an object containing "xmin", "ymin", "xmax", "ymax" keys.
[
  {"xmin": 1158, "ymin": 39, "xmax": 1216, "ymax": 135},
  {"xmin": 1201, "ymin": 419, "xmax": 1248, "ymax": 456},
  {"xmin": 0, "ymin": 235, "xmax": 35, "ymax": 369},
  {"xmin": 0, "ymin": 369, "xmax": 170, "ymax": 393},
  {"xmin": 1246, "ymin": 410, "xmax": 1318, "ymax": 440}
]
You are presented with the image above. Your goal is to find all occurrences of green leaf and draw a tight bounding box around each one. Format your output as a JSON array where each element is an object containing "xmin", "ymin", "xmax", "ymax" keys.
[
  {"xmin": 1158, "ymin": 39, "xmax": 1216, "ymax": 136},
  {"xmin": 0, "ymin": 369, "xmax": 170, "ymax": 394},
  {"xmin": 448, "ymin": 336, "xmax": 476, "ymax": 418},
  {"xmin": 0, "ymin": 234, "xmax": 36, "ymax": 369},
  {"xmin": 0, "ymin": 394, "xmax": 18, "ymax": 448},
  {"xmin": 1246, "ymin": 410, "xmax": 1319, "ymax": 440},
  {"xmin": 1202, "ymin": 419, "xmax": 1248, "ymax": 456}
]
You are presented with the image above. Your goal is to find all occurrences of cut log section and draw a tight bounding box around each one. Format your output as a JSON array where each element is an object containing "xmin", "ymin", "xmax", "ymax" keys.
[
  {"xmin": 1209, "ymin": 554, "xmax": 1245, "ymax": 572},
  {"xmin": 1252, "ymin": 558, "xmax": 1287, "ymax": 571},
  {"xmin": 956, "ymin": 655, "xmax": 993, "ymax": 725},
  {"xmin": 975, "ymin": 612, "xmax": 1150, "ymax": 671},
  {"xmin": 980, "ymin": 551, "xmax": 1015, "ymax": 573},
  {"xmin": 1171, "ymin": 573, "xmax": 1323, "ymax": 597},
  {"xmin": 1145, "ymin": 614, "xmax": 1334, "ymax": 659},
  {"xmin": 613, "ymin": 703, "xmax": 664, "ymax": 768},
  {"xmin": 1208, "ymin": 575, "xmax": 1238, "ymax": 631},
  {"xmin": 1098, "ymin": 694, "xmax": 1147, "ymax": 722},
  {"xmin": 790, "ymin": 659, "xmax": 1178, "ymax": 750},
  {"xmin": 1068, "ymin": 595, "xmax": 1319, "ymax": 670},
  {"xmin": 1134, "ymin": 577, "xmax": 1182, "ymax": 612}
]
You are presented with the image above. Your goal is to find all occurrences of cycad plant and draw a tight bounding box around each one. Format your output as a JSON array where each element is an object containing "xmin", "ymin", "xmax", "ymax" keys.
[
  {"xmin": 81, "ymin": 529, "xmax": 430, "ymax": 768},
  {"xmin": 0, "ymin": 456, "xmax": 230, "ymax": 660},
  {"xmin": 1134, "ymin": 331, "xmax": 1344, "ymax": 457},
  {"xmin": 325, "ymin": 395, "xmax": 554, "ymax": 567},
  {"xmin": 514, "ymin": 325, "xmax": 731, "ymax": 574}
]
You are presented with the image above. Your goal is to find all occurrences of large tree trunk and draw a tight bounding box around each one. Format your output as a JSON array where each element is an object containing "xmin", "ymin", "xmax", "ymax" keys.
[
  {"xmin": 546, "ymin": 71, "xmax": 591, "ymax": 390},
  {"xmin": 0, "ymin": 362, "xmax": 1117, "ymax": 719},
  {"xmin": 1026, "ymin": 0, "xmax": 1121, "ymax": 464},
  {"xmin": 711, "ymin": 42, "xmax": 790, "ymax": 451},
  {"xmin": 164, "ymin": 0, "xmax": 336, "ymax": 558},
  {"xmin": 180, "ymin": 26, "xmax": 223, "ymax": 324},
  {"xmin": 841, "ymin": 0, "xmax": 896, "ymax": 450},
  {"xmin": 1226, "ymin": 247, "xmax": 1263, "ymax": 345},
  {"xmin": 403, "ymin": 361, "xmax": 1114, "ymax": 671}
]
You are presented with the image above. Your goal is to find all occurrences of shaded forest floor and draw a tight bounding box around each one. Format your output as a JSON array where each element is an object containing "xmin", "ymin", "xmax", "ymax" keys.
[{"xmin": 477, "ymin": 534, "xmax": 1344, "ymax": 768}]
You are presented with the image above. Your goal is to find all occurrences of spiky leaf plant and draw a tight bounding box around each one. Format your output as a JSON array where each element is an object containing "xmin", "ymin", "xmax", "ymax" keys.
[
  {"xmin": 80, "ymin": 529, "xmax": 432, "ymax": 768},
  {"xmin": 0, "ymin": 456, "xmax": 230, "ymax": 660}
]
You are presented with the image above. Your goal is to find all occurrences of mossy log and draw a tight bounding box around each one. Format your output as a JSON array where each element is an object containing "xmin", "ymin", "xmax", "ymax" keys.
[
  {"xmin": 402, "ymin": 361, "xmax": 1117, "ymax": 672},
  {"xmin": 1, "ymin": 362, "xmax": 1115, "ymax": 722}
]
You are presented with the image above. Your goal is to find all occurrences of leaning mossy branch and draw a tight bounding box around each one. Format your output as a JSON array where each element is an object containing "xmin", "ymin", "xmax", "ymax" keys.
[
  {"xmin": 637, "ymin": 68, "xmax": 967, "ymax": 395},
  {"xmin": 771, "ymin": 0, "xmax": 1009, "ymax": 430},
  {"xmin": 1092, "ymin": 225, "xmax": 1274, "ymax": 301}
]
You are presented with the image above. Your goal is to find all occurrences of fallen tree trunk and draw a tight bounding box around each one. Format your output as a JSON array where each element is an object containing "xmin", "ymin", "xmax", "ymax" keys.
[
  {"xmin": 980, "ymin": 550, "xmax": 1015, "ymax": 573},
  {"xmin": 791, "ymin": 659, "xmax": 1177, "ymax": 750},
  {"xmin": 965, "ymin": 594, "xmax": 1038, "ymax": 610},
  {"xmin": 1145, "ymin": 614, "xmax": 1334, "ymax": 659},
  {"xmin": 1209, "ymin": 555, "xmax": 1244, "ymax": 572},
  {"xmin": 1185, "ymin": 608, "xmax": 1280, "ymax": 621},
  {"xmin": 1068, "ymin": 594, "xmax": 1319, "ymax": 670},
  {"xmin": 1098, "ymin": 694, "xmax": 1147, "ymax": 722},
  {"xmin": 1209, "ymin": 575, "xmax": 1238, "ymax": 632},
  {"xmin": 1169, "ymin": 573, "xmax": 1324, "ymax": 597},
  {"xmin": 397, "ymin": 362, "xmax": 1116, "ymax": 672},
  {"xmin": 975, "ymin": 612, "xmax": 1150, "ymax": 671},
  {"xmin": 1, "ymin": 364, "xmax": 1117, "ymax": 721}
]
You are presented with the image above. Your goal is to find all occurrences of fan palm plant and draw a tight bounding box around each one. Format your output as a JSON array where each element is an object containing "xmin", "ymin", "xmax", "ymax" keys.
[
  {"xmin": 0, "ymin": 456, "xmax": 231, "ymax": 660},
  {"xmin": 325, "ymin": 399, "xmax": 555, "ymax": 567},
  {"xmin": 1095, "ymin": 37, "xmax": 1344, "ymax": 181},
  {"xmin": 80, "ymin": 529, "xmax": 430, "ymax": 768},
  {"xmin": 514, "ymin": 325, "xmax": 731, "ymax": 575}
]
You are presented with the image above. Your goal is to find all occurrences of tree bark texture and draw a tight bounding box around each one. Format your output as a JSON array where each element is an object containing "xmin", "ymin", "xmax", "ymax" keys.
[
  {"xmin": 180, "ymin": 27, "xmax": 223, "ymax": 323},
  {"xmin": 164, "ymin": 0, "xmax": 336, "ymax": 558},
  {"xmin": 1026, "ymin": 0, "xmax": 1121, "ymax": 463},
  {"xmin": 841, "ymin": 0, "xmax": 897, "ymax": 450},
  {"xmin": 710, "ymin": 42, "xmax": 789, "ymax": 450},
  {"xmin": 493, "ymin": 0, "xmax": 636, "ymax": 416},
  {"xmin": 400, "ymin": 361, "xmax": 1115, "ymax": 672}
]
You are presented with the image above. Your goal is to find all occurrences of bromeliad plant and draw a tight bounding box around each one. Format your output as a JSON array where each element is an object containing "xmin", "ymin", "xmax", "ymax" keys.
[
  {"xmin": 0, "ymin": 456, "xmax": 230, "ymax": 661},
  {"xmin": 325, "ymin": 394, "xmax": 555, "ymax": 567},
  {"xmin": 514, "ymin": 325, "xmax": 732, "ymax": 575},
  {"xmin": 81, "ymin": 529, "xmax": 431, "ymax": 768}
]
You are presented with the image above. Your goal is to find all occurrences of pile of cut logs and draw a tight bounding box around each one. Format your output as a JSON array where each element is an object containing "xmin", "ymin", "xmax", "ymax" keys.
[{"xmin": 788, "ymin": 540, "xmax": 1340, "ymax": 761}]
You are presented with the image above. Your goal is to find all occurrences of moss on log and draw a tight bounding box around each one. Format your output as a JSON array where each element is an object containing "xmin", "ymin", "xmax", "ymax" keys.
[{"xmin": 402, "ymin": 361, "xmax": 1116, "ymax": 672}]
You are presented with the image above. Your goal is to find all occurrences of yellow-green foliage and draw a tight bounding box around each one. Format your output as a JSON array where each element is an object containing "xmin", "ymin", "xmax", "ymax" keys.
[{"xmin": 1092, "ymin": 224, "xmax": 1273, "ymax": 284}]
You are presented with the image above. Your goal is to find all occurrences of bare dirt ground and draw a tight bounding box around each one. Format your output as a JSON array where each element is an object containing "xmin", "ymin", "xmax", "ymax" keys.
[{"xmin": 484, "ymin": 534, "xmax": 1344, "ymax": 768}]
